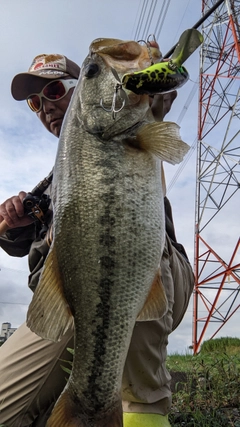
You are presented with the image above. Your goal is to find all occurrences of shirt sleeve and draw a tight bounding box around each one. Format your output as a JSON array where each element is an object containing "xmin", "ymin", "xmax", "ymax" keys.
[{"xmin": 0, "ymin": 224, "xmax": 36, "ymax": 257}]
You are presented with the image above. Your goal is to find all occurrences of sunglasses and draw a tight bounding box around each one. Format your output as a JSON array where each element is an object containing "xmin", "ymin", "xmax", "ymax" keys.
[{"xmin": 27, "ymin": 79, "xmax": 78, "ymax": 112}]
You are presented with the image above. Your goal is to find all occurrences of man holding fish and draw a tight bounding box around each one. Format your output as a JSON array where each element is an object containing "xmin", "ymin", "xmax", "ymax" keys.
[{"xmin": 0, "ymin": 35, "xmax": 196, "ymax": 427}]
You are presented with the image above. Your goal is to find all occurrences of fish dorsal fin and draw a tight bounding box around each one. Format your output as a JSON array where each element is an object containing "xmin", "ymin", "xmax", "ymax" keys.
[
  {"xmin": 136, "ymin": 121, "xmax": 190, "ymax": 164},
  {"xmin": 27, "ymin": 244, "xmax": 73, "ymax": 342},
  {"xmin": 137, "ymin": 269, "xmax": 168, "ymax": 321}
]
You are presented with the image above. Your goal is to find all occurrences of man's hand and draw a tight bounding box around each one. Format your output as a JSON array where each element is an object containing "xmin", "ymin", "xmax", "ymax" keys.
[
  {"xmin": 148, "ymin": 40, "xmax": 177, "ymax": 121},
  {"xmin": 0, "ymin": 192, "xmax": 34, "ymax": 229},
  {"xmin": 150, "ymin": 91, "xmax": 177, "ymax": 121}
]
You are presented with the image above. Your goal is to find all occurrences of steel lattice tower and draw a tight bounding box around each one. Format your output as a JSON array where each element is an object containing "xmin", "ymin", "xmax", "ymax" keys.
[{"xmin": 193, "ymin": 0, "xmax": 240, "ymax": 354}]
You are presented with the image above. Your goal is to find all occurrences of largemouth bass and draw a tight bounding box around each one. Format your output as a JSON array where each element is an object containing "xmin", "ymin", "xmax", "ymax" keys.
[{"xmin": 27, "ymin": 38, "xmax": 190, "ymax": 427}]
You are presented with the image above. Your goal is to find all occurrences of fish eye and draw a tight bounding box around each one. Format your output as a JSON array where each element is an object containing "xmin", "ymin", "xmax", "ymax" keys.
[{"xmin": 84, "ymin": 63, "xmax": 99, "ymax": 78}]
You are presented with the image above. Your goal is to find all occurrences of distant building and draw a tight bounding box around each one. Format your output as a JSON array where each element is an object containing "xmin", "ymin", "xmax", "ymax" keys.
[{"xmin": 0, "ymin": 322, "xmax": 17, "ymax": 343}]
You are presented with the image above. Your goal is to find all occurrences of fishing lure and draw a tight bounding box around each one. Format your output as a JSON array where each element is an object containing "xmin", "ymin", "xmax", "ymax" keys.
[
  {"xmin": 122, "ymin": 29, "xmax": 203, "ymax": 95},
  {"xmin": 122, "ymin": 62, "xmax": 189, "ymax": 95}
]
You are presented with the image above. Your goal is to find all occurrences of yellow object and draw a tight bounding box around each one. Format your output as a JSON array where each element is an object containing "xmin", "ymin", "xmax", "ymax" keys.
[{"xmin": 123, "ymin": 412, "xmax": 171, "ymax": 427}]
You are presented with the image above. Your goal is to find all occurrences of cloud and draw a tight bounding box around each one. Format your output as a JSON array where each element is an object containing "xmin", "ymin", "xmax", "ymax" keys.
[
  {"xmin": 0, "ymin": 0, "xmax": 239, "ymax": 354},
  {"xmin": 0, "ymin": 265, "xmax": 31, "ymax": 328}
]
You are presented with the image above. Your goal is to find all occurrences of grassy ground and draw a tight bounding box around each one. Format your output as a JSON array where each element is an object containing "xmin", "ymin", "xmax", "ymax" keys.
[
  {"xmin": 1, "ymin": 337, "xmax": 239, "ymax": 426},
  {"xmin": 168, "ymin": 337, "xmax": 240, "ymax": 426}
]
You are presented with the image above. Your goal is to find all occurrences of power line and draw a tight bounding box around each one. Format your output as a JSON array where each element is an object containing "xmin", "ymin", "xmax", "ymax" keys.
[
  {"xmin": 0, "ymin": 301, "xmax": 29, "ymax": 306},
  {"xmin": 167, "ymin": 139, "xmax": 197, "ymax": 194},
  {"xmin": 164, "ymin": 0, "xmax": 226, "ymax": 57},
  {"xmin": 0, "ymin": 266, "xmax": 28, "ymax": 274},
  {"xmin": 142, "ymin": 0, "xmax": 158, "ymax": 40},
  {"xmin": 167, "ymin": 79, "xmax": 199, "ymax": 193},
  {"xmin": 177, "ymin": 80, "xmax": 198, "ymax": 124},
  {"xmin": 131, "ymin": 0, "xmax": 200, "ymax": 192},
  {"xmin": 131, "ymin": 0, "xmax": 145, "ymax": 39},
  {"xmin": 149, "ymin": 0, "xmax": 166, "ymax": 40},
  {"xmin": 134, "ymin": 0, "xmax": 149, "ymax": 40},
  {"xmin": 172, "ymin": 0, "xmax": 191, "ymax": 45},
  {"xmin": 154, "ymin": 0, "xmax": 171, "ymax": 41}
]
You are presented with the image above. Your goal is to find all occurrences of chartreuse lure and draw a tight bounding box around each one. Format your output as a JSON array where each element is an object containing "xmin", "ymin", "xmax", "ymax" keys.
[{"xmin": 122, "ymin": 29, "xmax": 203, "ymax": 95}]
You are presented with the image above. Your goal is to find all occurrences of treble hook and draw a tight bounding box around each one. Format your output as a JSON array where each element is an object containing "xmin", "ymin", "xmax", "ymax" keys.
[
  {"xmin": 147, "ymin": 34, "xmax": 157, "ymax": 44},
  {"xmin": 100, "ymin": 68, "xmax": 128, "ymax": 120},
  {"xmin": 137, "ymin": 38, "xmax": 154, "ymax": 65},
  {"xmin": 137, "ymin": 34, "xmax": 161, "ymax": 65}
]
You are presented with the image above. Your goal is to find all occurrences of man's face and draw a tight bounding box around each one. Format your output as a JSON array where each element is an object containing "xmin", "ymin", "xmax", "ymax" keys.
[{"xmin": 36, "ymin": 80, "xmax": 75, "ymax": 138}]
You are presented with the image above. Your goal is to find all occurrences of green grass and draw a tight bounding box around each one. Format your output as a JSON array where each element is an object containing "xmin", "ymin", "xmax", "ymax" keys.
[
  {"xmin": 200, "ymin": 336, "xmax": 240, "ymax": 355},
  {"xmin": 1, "ymin": 338, "xmax": 239, "ymax": 426},
  {"xmin": 167, "ymin": 337, "xmax": 240, "ymax": 426}
]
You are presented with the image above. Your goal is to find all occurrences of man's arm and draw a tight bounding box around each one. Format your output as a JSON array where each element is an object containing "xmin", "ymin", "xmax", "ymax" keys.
[
  {"xmin": 0, "ymin": 224, "xmax": 36, "ymax": 257},
  {"xmin": 0, "ymin": 191, "xmax": 35, "ymax": 256},
  {"xmin": 149, "ymin": 91, "xmax": 177, "ymax": 122}
]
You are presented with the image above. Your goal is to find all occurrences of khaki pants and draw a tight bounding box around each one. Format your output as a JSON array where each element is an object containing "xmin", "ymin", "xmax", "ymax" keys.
[{"xmin": 0, "ymin": 236, "xmax": 194, "ymax": 426}]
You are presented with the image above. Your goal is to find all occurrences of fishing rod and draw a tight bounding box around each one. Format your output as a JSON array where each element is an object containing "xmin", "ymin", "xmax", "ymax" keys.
[{"xmin": 163, "ymin": 0, "xmax": 226, "ymax": 58}]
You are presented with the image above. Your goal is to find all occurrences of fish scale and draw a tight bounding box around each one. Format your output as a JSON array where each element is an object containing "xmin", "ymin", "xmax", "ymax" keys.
[
  {"xmin": 55, "ymin": 134, "xmax": 164, "ymax": 405},
  {"xmin": 26, "ymin": 38, "xmax": 190, "ymax": 427}
]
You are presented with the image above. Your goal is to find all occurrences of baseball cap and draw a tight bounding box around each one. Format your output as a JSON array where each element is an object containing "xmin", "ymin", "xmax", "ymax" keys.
[{"xmin": 11, "ymin": 53, "xmax": 80, "ymax": 100}]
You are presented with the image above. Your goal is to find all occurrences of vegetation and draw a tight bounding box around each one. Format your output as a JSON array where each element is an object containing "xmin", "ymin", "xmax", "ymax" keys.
[
  {"xmin": 200, "ymin": 336, "xmax": 240, "ymax": 355},
  {"xmin": 1, "ymin": 337, "xmax": 239, "ymax": 426},
  {"xmin": 168, "ymin": 337, "xmax": 240, "ymax": 426},
  {"xmin": 60, "ymin": 338, "xmax": 240, "ymax": 425},
  {"xmin": 60, "ymin": 346, "xmax": 74, "ymax": 376}
]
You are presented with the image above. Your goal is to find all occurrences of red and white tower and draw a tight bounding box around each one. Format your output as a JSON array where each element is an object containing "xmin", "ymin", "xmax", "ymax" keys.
[{"xmin": 193, "ymin": 0, "xmax": 240, "ymax": 354}]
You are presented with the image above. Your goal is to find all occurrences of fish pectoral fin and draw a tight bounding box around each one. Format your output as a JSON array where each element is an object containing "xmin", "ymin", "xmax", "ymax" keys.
[
  {"xmin": 137, "ymin": 269, "xmax": 168, "ymax": 321},
  {"xmin": 27, "ymin": 244, "xmax": 73, "ymax": 342},
  {"xmin": 136, "ymin": 121, "xmax": 190, "ymax": 164},
  {"xmin": 47, "ymin": 389, "xmax": 123, "ymax": 427}
]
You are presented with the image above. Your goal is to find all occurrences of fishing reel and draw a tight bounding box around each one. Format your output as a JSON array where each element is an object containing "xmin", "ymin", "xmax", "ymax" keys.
[{"xmin": 23, "ymin": 193, "xmax": 51, "ymax": 238}]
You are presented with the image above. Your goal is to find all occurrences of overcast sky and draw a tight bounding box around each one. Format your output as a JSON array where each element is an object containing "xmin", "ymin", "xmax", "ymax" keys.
[{"xmin": 0, "ymin": 0, "xmax": 239, "ymax": 354}]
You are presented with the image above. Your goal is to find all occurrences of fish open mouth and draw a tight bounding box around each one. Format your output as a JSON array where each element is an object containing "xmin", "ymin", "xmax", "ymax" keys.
[
  {"xmin": 90, "ymin": 38, "xmax": 143, "ymax": 61},
  {"xmin": 90, "ymin": 37, "xmax": 161, "ymax": 71}
]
